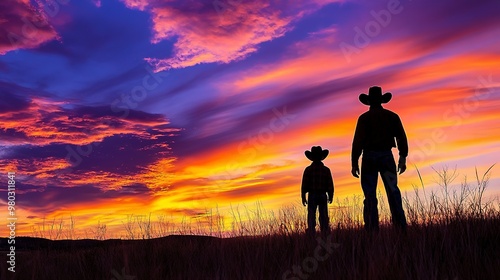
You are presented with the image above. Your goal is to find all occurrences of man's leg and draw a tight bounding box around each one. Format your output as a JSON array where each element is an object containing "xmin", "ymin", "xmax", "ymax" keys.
[
  {"xmin": 318, "ymin": 193, "xmax": 330, "ymax": 234},
  {"xmin": 361, "ymin": 154, "xmax": 380, "ymax": 231},
  {"xmin": 380, "ymin": 154, "xmax": 407, "ymax": 230},
  {"xmin": 307, "ymin": 193, "xmax": 318, "ymax": 235}
]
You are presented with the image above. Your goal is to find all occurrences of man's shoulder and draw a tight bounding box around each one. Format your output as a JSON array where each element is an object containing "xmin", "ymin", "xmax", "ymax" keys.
[
  {"xmin": 381, "ymin": 108, "xmax": 401, "ymax": 120},
  {"xmin": 358, "ymin": 111, "xmax": 371, "ymax": 122},
  {"xmin": 358, "ymin": 108, "xmax": 401, "ymax": 123},
  {"xmin": 383, "ymin": 107, "xmax": 398, "ymax": 115},
  {"xmin": 359, "ymin": 108, "xmax": 397, "ymax": 117}
]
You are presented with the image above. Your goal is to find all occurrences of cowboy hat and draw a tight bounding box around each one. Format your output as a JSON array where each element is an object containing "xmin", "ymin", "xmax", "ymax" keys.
[
  {"xmin": 305, "ymin": 146, "xmax": 329, "ymax": 161},
  {"xmin": 359, "ymin": 86, "xmax": 392, "ymax": 106}
]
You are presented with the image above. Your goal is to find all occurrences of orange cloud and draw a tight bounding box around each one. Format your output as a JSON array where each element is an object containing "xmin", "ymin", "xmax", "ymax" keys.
[
  {"xmin": 0, "ymin": 97, "xmax": 177, "ymax": 146},
  {"xmin": 121, "ymin": 0, "xmax": 339, "ymax": 71},
  {"xmin": 159, "ymin": 29, "xmax": 500, "ymax": 223}
]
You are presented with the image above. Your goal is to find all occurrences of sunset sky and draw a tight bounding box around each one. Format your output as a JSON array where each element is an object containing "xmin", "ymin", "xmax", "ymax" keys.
[{"xmin": 1, "ymin": 0, "xmax": 499, "ymax": 237}]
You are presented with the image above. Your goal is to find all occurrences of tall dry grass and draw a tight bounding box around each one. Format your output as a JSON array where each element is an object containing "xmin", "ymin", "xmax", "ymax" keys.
[{"xmin": 2, "ymin": 166, "xmax": 499, "ymax": 280}]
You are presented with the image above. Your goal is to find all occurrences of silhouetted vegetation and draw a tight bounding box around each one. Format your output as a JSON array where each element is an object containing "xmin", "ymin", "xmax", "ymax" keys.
[{"xmin": 1, "ymin": 167, "xmax": 499, "ymax": 280}]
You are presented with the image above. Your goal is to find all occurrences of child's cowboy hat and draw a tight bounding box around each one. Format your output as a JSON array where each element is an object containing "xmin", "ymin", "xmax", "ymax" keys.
[
  {"xmin": 305, "ymin": 146, "xmax": 329, "ymax": 161},
  {"xmin": 359, "ymin": 86, "xmax": 392, "ymax": 106}
]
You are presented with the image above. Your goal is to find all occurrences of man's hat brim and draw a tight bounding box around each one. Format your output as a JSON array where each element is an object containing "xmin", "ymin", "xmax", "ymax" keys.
[
  {"xmin": 359, "ymin": 92, "xmax": 392, "ymax": 105},
  {"xmin": 305, "ymin": 149, "xmax": 329, "ymax": 161}
]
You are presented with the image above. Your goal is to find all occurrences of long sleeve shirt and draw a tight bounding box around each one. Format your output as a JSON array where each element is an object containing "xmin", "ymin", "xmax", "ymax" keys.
[
  {"xmin": 351, "ymin": 105, "xmax": 408, "ymax": 166},
  {"xmin": 301, "ymin": 161, "xmax": 334, "ymax": 199}
]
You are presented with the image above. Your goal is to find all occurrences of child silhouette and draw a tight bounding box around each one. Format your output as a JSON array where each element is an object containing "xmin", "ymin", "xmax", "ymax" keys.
[{"xmin": 301, "ymin": 146, "xmax": 334, "ymax": 235}]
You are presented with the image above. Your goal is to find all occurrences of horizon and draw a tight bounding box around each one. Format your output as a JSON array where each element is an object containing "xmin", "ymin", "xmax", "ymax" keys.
[{"xmin": 1, "ymin": 0, "xmax": 499, "ymax": 238}]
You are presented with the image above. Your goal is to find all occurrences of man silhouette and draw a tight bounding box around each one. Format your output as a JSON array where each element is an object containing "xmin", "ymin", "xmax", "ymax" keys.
[
  {"xmin": 351, "ymin": 86, "xmax": 408, "ymax": 231},
  {"xmin": 301, "ymin": 146, "xmax": 334, "ymax": 235}
]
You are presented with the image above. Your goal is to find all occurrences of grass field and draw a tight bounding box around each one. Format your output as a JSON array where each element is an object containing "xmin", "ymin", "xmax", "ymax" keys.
[{"xmin": 1, "ymin": 167, "xmax": 499, "ymax": 280}]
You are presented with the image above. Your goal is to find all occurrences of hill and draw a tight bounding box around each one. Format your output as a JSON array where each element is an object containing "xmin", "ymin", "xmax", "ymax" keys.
[{"xmin": 1, "ymin": 219, "xmax": 500, "ymax": 280}]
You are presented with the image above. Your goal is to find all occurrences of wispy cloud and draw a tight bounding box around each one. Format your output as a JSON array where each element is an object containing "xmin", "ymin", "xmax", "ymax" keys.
[
  {"xmin": 0, "ymin": 92, "xmax": 179, "ymax": 217},
  {"xmin": 121, "ymin": 0, "xmax": 339, "ymax": 71},
  {"xmin": 0, "ymin": 0, "xmax": 59, "ymax": 54},
  {"xmin": 0, "ymin": 92, "xmax": 176, "ymax": 146}
]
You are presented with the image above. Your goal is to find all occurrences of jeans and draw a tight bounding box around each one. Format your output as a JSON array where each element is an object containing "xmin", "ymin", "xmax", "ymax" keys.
[
  {"xmin": 307, "ymin": 192, "xmax": 329, "ymax": 234},
  {"xmin": 361, "ymin": 150, "xmax": 407, "ymax": 231}
]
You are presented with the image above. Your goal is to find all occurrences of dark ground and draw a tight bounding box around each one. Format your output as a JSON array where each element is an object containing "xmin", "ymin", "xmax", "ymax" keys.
[{"xmin": 1, "ymin": 217, "xmax": 500, "ymax": 280}]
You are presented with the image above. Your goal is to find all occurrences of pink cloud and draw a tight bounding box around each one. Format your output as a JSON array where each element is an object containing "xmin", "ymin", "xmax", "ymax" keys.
[
  {"xmin": 0, "ymin": 0, "xmax": 59, "ymax": 55},
  {"xmin": 0, "ymin": 96, "xmax": 178, "ymax": 146},
  {"xmin": 92, "ymin": 0, "xmax": 102, "ymax": 8},
  {"xmin": 121, "ymin": 0, "xmax": 339, "ymax": 71},
  {"xmin": 120, "ymin": 0, "xmax": 150, "ymax": 11}
]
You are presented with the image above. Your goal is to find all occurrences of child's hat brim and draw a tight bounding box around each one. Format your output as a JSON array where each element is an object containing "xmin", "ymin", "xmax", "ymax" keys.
[{"xmin": 305, "ymin": 146, "xmax": 329, "ymax": 161}]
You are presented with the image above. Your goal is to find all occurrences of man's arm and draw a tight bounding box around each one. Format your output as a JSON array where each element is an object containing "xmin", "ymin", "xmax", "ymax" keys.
[
  {"xmin": 301, "ymin": 168, "xmax": 309, "ymax": 206},
  {"xmin": 351, "ymin": 116, "xmax": 364, "ymax": 178},
  {"xmin": 395, "ymin": 115, "xmax": 408, "ymax": 174},
  {"xmin": 326, "ymin": 168, "xmax": 334, "ymax": 204}
]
